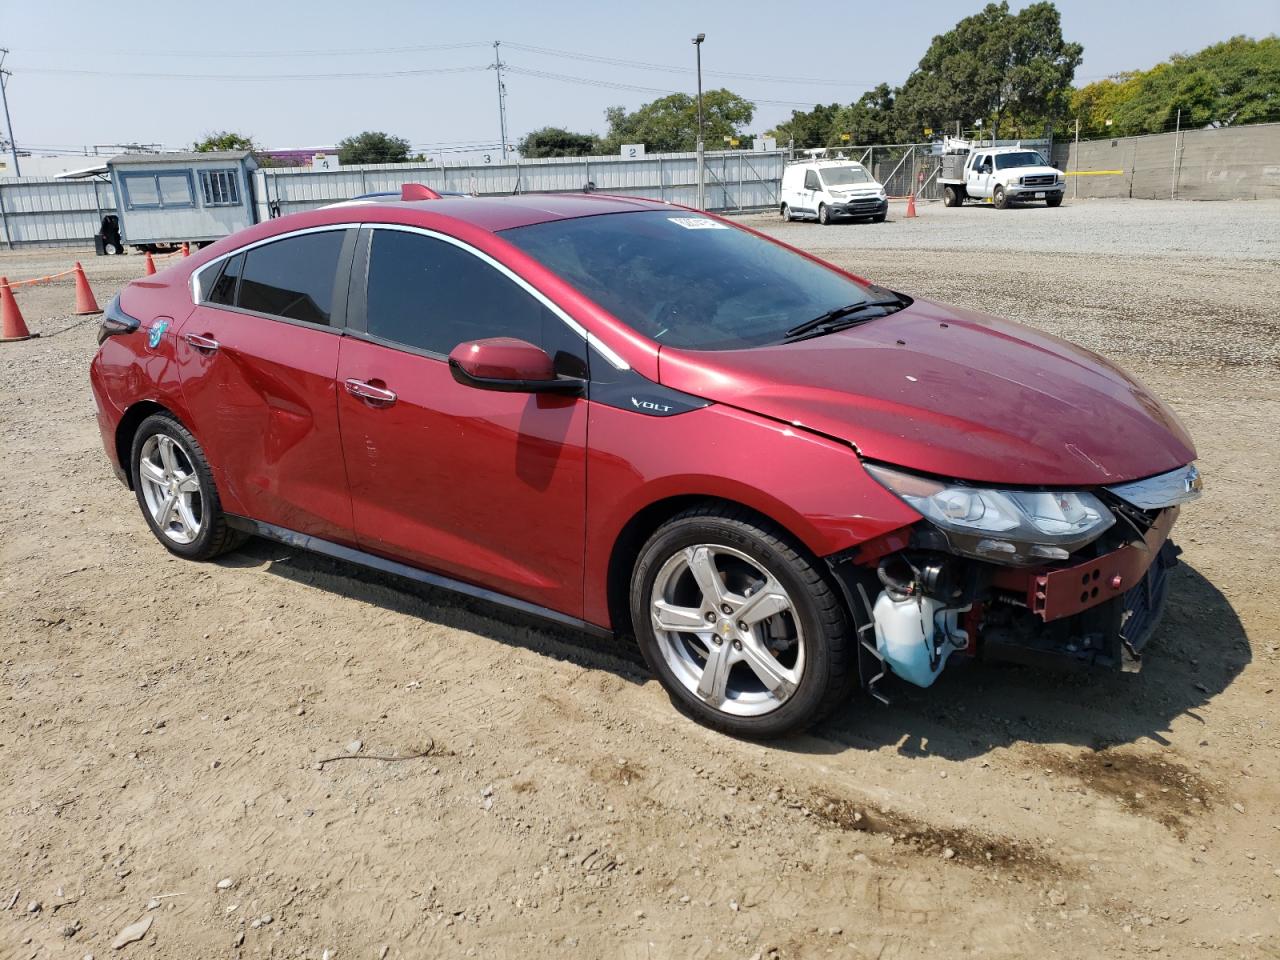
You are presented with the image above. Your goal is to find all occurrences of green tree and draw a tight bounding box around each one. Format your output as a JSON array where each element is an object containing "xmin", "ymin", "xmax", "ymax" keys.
[
  {"xmin": 193, "ymin": 131, "xmax": 257, "ymax": 152},
  {"xmin": 830, "ymin": 84, "xmax": 900, "ymax": 145},
  {"xmin": 768, "ymin": 103, "xmax": 842, "ymax": 149},
  {"xmin": 1111, "ymin": 35, "xmax": 1280, "ymax": 134},
  {"xmin": 517, "ymin": 126, "xmax": 599, "ymax": 158},
  {"xmin": 599, "ymin": 89, "xmax": 754, "ymax": 153},
  {"xmin": 337, "ymin": 131, "xmax": 412, "ymax": 165},
  {"xmin": 1069, "ymin": 73, "xmax": 1143, "ymax": 137},
  {"xmin": 894, "ymin": 1, "xmax": 1082, "ymax": 140}
]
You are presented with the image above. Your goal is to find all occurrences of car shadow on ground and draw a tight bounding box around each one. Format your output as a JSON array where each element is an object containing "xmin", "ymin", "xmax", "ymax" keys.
[
  {"xmin": 220, "ymin": 544, "xmax": 1245, "ymax": 759},
  {"xmin": 218, "ymin": 538, "xmax": 649, "ymax": 683},
  {"xmin": 801, "ymin": 561, "xmax": 1248, "ymax": 761}
]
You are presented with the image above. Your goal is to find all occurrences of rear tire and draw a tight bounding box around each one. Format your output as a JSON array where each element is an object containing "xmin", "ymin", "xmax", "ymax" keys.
[
  {"xmin": 129, "ymin": 412, "xmax": 246, "ymax": 561},
  {"xmin": 943, "ymin": 185, "xmax": 961, "ymax": 207},
  {"xmin": 993, "ymin": 185, "xmax": 1008, "ymax": 209},
  {"xmin": 818, "ymin": 203, "xmax": 831, "ymax": 226},
  {"xmin": 630, "ymin": 505, "xmax": 852, "ymax": 738}
]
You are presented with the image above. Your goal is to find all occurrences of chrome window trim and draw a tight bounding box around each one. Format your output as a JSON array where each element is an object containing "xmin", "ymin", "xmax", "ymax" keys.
[
  {"xmin": 189, "ymin": 221, "xmax": 630, "ymax": 371},
  {"xmin": 1106, "ymin": 464, "xmax": 1202, "ymax": 510}
]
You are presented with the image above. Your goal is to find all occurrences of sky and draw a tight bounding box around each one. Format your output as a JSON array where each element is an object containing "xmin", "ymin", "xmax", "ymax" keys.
[{"xmin": 2, "ymin": 0, "xmax": 1276, "ymax": 160}]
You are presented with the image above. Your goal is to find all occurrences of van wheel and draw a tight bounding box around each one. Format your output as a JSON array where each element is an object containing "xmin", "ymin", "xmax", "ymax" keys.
[
  {"xmin": 993, "ymin": 186, "xmax": 1008, "ymax": 209},
  {"xmin": 630, "ymin": 505, "xmax": 852, "ymax": 738},
  {"xmin": 943, "ymin": 186, "xmax": 961, "ymax": 207},
  {"xmin": 780, "ymin": 203, "xmax": 793, "ymax": 222},
  {"xmin": 818, "ymin": 203, "xmax": 831, "ymax": 225},
  {"xmin": 871, "ymin": 213, "xmax": 887, "ymax": 223}
]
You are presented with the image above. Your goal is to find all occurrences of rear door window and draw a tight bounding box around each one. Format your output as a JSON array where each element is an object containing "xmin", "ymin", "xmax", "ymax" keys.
[
  {"xmin": 237, "ymin": 231, "xmax": 348, "ymax": 326},
  {"xmin": 208, "ymin": 253, "xmax": 243, "ymax": 306}
]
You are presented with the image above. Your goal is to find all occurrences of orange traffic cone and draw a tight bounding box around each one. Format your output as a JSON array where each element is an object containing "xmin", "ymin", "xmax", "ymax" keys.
[
  {"xmin": 73, "ymin": 262, "xmax": 102, "ymax": 315},
  {"xmin": 181, "ymin": 242, "xmax": 190, "ymax": 258},
  {"xmin": 144, "ymin": 252, "xmax": 157, "ymax": 276},
  {"xmin": 0, "ymin": 277, "xmax": 36, "ymax": 342},
  {"xmin": 905, "ymin": 193, "xmax": 918, "ymax": 218}
]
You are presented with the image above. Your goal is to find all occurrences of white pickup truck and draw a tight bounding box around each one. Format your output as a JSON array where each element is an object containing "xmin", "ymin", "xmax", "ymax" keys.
[{"xmin": 938, "ymin": 140, "xmax": 1065, "ymax": 209}]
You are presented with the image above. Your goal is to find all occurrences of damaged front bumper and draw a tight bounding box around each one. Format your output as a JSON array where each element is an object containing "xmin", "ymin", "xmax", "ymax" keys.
[{"xmin": 829, "ymin": 502, "xmax": 1184, "ymax": 700}]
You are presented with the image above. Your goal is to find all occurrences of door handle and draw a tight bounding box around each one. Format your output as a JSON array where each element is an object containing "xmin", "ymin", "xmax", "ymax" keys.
[
  {"xmin": 184, "ymin": 333, "xmax": 220, "ymax": 352},
  {"xmin": 345, "ymin": 378, "xmax": 397, "ymax": 405}
]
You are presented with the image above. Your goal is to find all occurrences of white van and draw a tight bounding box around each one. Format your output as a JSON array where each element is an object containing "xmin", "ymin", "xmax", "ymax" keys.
[{"xmin": 780, "ymin": 159, "xmax": 888, "ymax": 225}]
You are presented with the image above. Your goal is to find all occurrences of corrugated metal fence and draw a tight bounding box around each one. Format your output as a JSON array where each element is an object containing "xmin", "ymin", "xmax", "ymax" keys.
[
  {"xmin": 254, "ymin": 149, "xmax": 786, "ymax": 220},
  {"xmin": 0, "ymin": 178, "xmax": 116, "ymax": 247}
]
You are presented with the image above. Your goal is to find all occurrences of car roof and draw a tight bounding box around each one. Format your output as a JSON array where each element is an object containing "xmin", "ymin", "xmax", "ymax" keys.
[{"xmin": 335, "ymin": 192, "xmax": 670, "ymax": 232}]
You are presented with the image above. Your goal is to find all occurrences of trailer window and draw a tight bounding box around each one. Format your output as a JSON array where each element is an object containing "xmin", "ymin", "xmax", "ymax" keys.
[
  {"xmin": 200, "ymin": 170, "xmax": 241, "ymax": 207},
  {"xmin": 121, "ymin": 171, "xmax": 195, "ymax": 209}
]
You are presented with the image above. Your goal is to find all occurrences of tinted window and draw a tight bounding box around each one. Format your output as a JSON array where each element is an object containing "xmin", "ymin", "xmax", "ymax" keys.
[
  {"xmin": 503, "ymin": 211, "xmax": 891, "ymax": 351},
  {"xmin": 803, "ymin": 170, "xmax": 820, "ymax": 190},
  {"xmin": 208, "ymin": 253, "xmax": 242, "ymax": 306},
  {"xmin": 238, "ymin": 231, "xmax": 346, "ymax": 325},
  {"xmin": 364, "ymin": 229, "xmax": 565, "ymax": 356}
]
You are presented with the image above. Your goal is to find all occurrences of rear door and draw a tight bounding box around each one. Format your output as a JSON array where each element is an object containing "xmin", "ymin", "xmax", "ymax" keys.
[
  {"xmin": 177, "ymin": 227, "xmax": 357, "ymax": 542},
  {"xmin": 336, "ymin": 226, "xmax": 589, "ymax": 616}
]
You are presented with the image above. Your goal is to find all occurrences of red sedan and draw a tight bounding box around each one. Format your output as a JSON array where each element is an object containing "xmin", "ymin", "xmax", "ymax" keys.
[{"xmin": 90, "ymin": 189, "xmax": 1201, "ymax": 737}]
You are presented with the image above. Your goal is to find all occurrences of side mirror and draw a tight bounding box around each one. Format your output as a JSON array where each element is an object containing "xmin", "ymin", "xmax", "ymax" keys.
[{"xmin": 448, "ymin": 338, "xmax": 584, "ymax": 395}]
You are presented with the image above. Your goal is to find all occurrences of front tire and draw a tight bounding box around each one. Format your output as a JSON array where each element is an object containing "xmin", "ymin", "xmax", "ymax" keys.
[
  {"xmin": 130, "ymin": 412, "xmax": 245, "ymax": 561},
  {"xmin": 1046, "ymin": 194, "xmax": 1063, "ymax": 208},
  {"xmin": 993, "ymin": 185, "xmax": 1008, "ymax": 209},
  {"xmin": 630, "ymin": 505, "xmax": 852, "ymax": 738},
  {"xmin": 780, "ymin": 203, "xmax": 793, "ymax": 222},
  {"xmin": 818, "ymin": 203, "xmax": 831, "ymax": 226}
]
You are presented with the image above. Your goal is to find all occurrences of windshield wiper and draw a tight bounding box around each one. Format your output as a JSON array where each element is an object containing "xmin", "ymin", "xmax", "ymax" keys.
[{"xmin": 783, "ymin": 295, "xmax": 906, "ymax": 342}]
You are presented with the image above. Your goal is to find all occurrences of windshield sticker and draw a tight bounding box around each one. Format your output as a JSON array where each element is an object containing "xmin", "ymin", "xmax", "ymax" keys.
[
  {"xmin": 667, "ymin": 217, "xmax": 728, "ymax": 230},
  {"xmin": 147, "ymin": 319, "xmax": 169, "ymax": 350}
]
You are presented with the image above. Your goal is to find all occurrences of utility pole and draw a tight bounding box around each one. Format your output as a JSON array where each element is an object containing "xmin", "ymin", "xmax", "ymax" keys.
[
  {"xmin": 1073, "ymin": 117, "xmax": 1079, "ymax": 200},
  {"xmin": 692, "ymin": 33, "xmax": 706, "ymax": 210},
  {"xmin": 0, "ymin": 50, "xmax": 19, "ymax": 177},
  {"xmin": 491, "ymin": 41, "xmax": 509, "ymax": 160}
]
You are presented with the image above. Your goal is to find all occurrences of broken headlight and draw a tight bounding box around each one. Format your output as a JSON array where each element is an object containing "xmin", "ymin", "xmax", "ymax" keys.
[{"xmin": 864, "ymin": 463, "xmax": 1115, "ymax": 565}]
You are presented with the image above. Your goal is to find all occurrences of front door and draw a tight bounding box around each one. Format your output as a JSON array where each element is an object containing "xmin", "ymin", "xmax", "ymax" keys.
[
  {"xmin": 967, "ymin": 154, "xmax": 993, "ymax": 198},
  {"xmin": 176, "ymin": 228, "xmax": 357, "ymax": 542},
  {"xmin": 336, "ymin": 227, "xmax": 589, "ymax": 617}
]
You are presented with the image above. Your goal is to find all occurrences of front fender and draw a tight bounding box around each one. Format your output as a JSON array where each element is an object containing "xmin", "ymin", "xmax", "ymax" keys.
[{"xmin": 582, "ymin": 402, "xmax": 919, "ymax": 628}]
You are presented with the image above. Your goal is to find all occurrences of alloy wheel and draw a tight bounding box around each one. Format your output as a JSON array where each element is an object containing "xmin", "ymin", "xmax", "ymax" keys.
[
  {"xmin": 649, "ymin": 544, "xmax": 804, "ymax": 717},
  {"xmin": 137, "ymin": 434, "xmax": 204, "ymax": 545}
]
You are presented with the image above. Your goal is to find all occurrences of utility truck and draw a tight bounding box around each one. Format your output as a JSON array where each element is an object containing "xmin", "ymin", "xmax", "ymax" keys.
[{"xmin": 938, "ymin": 137, "xmax": 1065, "ymax": 209}]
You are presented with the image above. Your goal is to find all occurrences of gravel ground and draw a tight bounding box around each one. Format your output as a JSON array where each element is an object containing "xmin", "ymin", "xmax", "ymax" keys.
[{"xmin": 1, "ymin": 200, "xmax": 1278, "ymax": 959}]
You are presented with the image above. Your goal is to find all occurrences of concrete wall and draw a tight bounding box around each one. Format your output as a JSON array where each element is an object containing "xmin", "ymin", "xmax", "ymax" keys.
[{"xmin": 1053, "ymin": 122, "xmax": 1280, "ymax": 200}]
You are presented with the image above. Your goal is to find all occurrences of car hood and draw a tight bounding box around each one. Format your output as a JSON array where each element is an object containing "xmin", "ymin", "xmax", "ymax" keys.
[{"xmin": 656, "ymin": 299, "xmax": 1195, "ymax": 487}]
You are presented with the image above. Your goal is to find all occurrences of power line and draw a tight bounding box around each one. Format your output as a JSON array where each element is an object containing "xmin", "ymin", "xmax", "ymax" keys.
[
  {"xmin": 502, "ymin": 65, "xmax": 825, "ymax": 109},
  {"xmin": 502, "ymin": 41, "xmax": 880, "ymax": 88},
  {"xmin": 16, "ymin": 41, "xmax": 491, "ymax": 59},
  {"xmin": 24, "ymin": 64, "xmax": 490, "ymax": 82}
]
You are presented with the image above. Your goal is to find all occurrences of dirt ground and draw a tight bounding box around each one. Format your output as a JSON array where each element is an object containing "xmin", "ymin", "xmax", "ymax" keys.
[{"xmin": 2, "ymin": 200, "xmax": 1278, "ymax": 960}]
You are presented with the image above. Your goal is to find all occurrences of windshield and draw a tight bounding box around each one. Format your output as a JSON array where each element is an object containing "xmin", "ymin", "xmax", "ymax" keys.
[
  {"xmin": 819, "ymin": 165, "xmax": 872, "ymax": 186},
  {"xmin": 994, "ymin": 151, "xmax": 1047, "ymax": 170},
  {"xmin": 502, "ymin": 210, "xmax": 881, "ymax": 350}
]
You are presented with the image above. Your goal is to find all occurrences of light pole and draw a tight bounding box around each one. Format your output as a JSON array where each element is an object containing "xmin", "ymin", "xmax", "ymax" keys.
[{"xmin": 692, "ymin": 33, "xmax": 705, "ymax": 210}]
